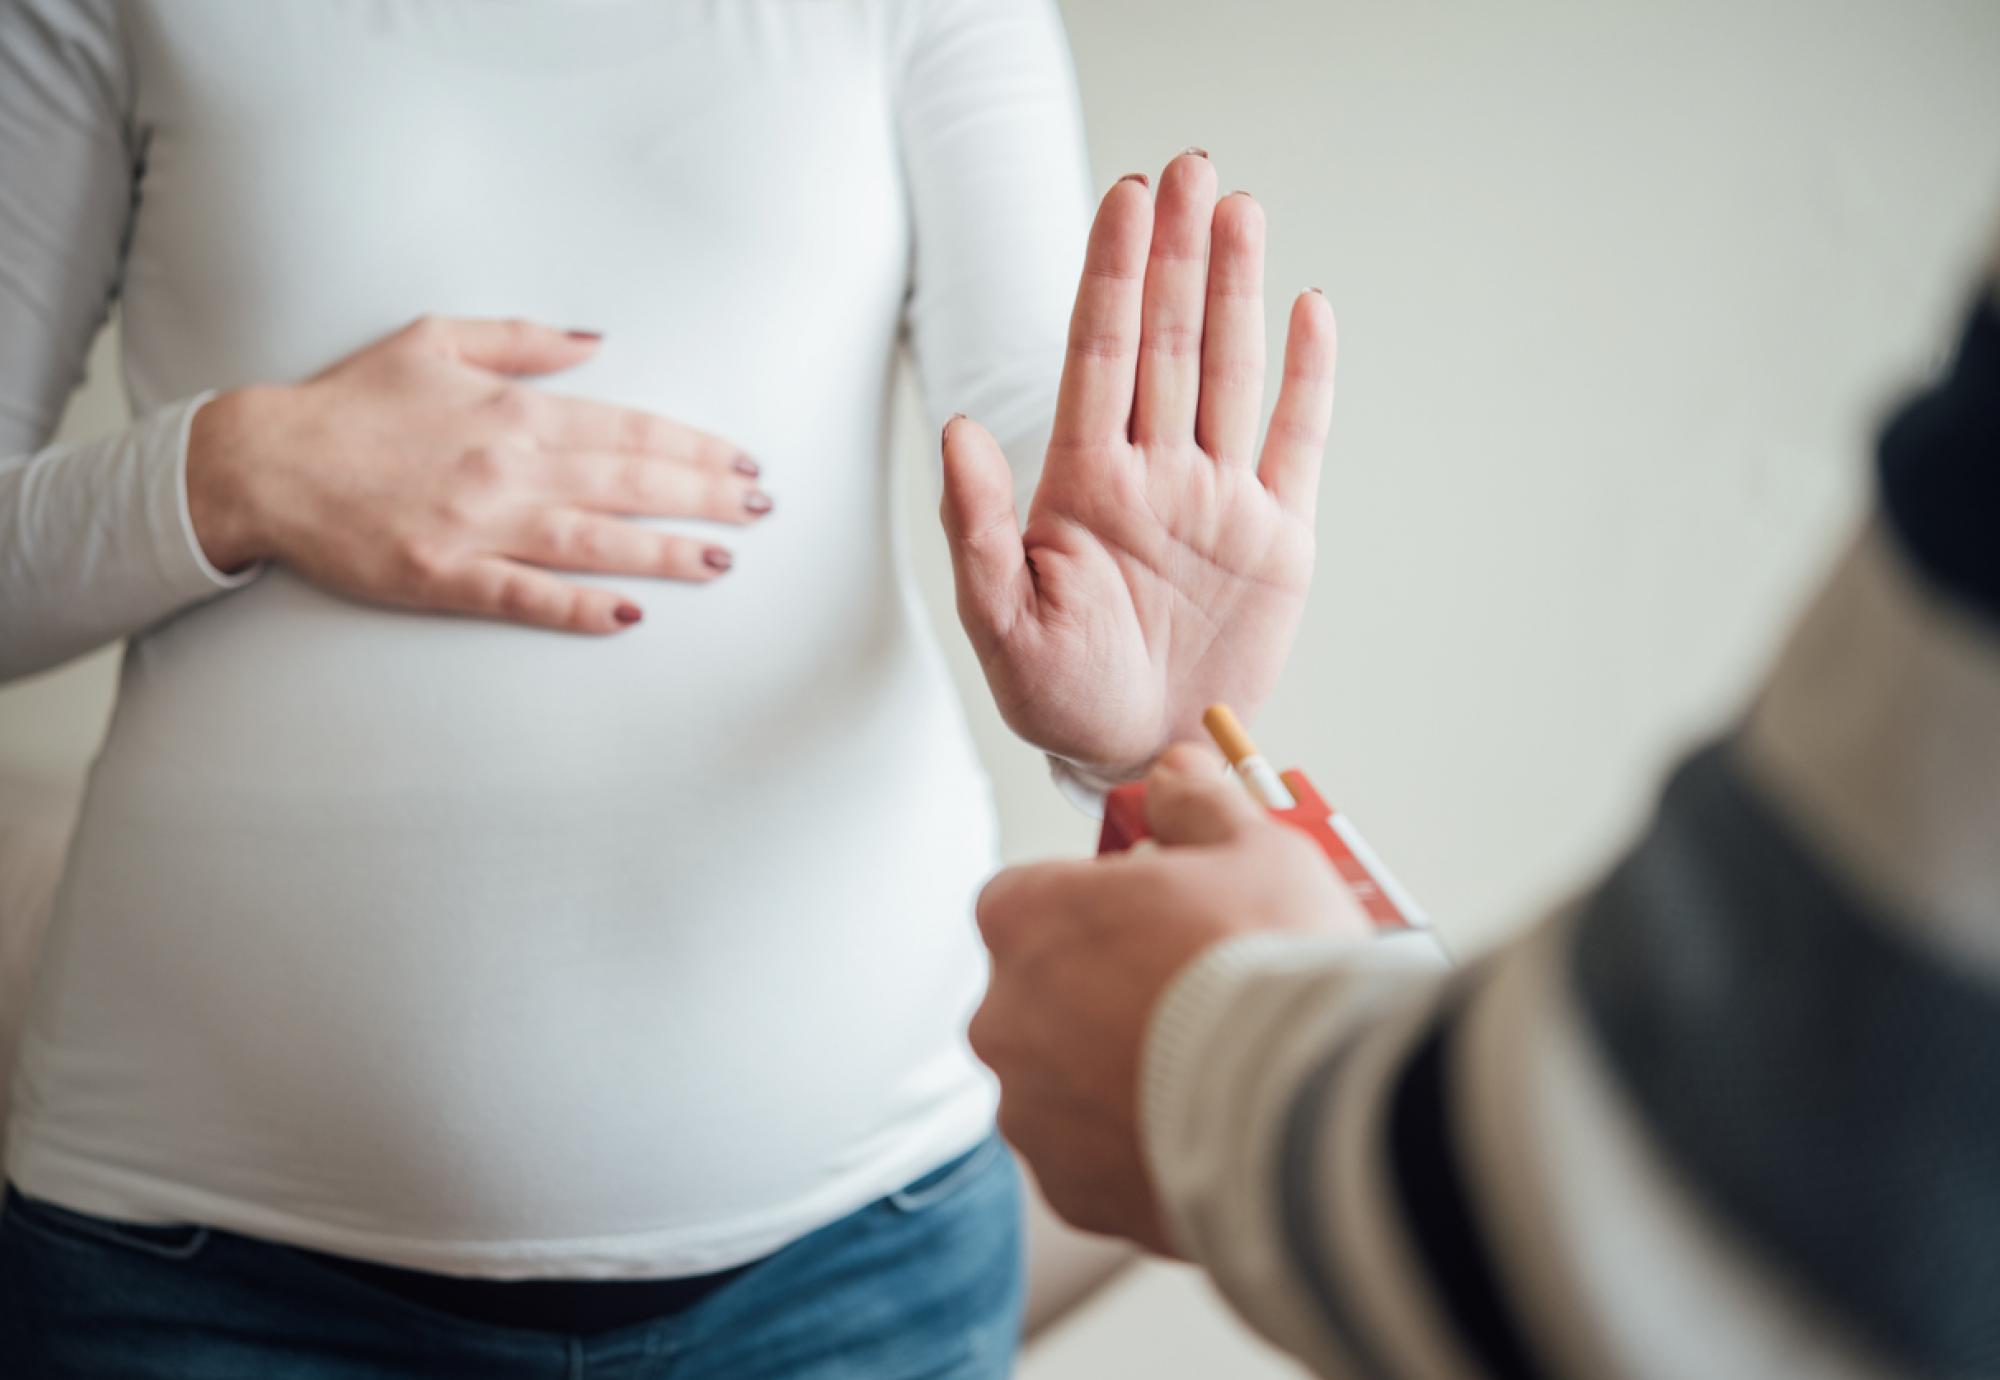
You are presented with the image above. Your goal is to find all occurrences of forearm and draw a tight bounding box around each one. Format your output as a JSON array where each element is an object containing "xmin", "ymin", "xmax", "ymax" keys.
[{"xmin": 0, "ymin": 393, "xmax": 259, "ymax": 681}]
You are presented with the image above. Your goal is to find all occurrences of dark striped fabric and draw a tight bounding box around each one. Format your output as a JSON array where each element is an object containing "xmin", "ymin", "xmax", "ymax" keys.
[{"xmin": 1574, "ymin": 744, "xmax": 2000, "ymax": 1374}]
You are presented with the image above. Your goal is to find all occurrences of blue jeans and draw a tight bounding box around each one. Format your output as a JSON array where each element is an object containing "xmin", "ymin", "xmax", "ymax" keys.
[{"xmin": 0, "ymin": 1134, "xmax": 1023, "ymax": 1378}]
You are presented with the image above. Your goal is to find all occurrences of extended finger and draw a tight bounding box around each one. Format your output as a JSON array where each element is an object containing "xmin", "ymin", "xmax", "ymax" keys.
[
  {"xmin": 503, "ymin": 509, "xmax": 735, "ymax": 583},
  {"xmin": 425, "ymin": 556, "xmax": 640, "ymax": 635},
  {"xmin": 1050, "ymin": 176, "xmax": 1155, "ymax": 449},
  {"xmin": 537, "ymin": 449, "xmax": 772, "ymax": 525},
  {"xmin": 1157, "ymin": 741, "xmax": 1226, "ymax": 776},
  {"xmin": 941, "ymin": 414, "xmax": 1033, "ymax": 657},
  {"xmin": 1195, "ymin": 194, "xmax": 1268, "ymax": 465},
  {"xmin": 525, "ymin": 391, "xmax": 756, "ymax": 473},
  {"xmin": 406, "ymin": 316, "xmax": 602, "ymax": 377},
  {"xmin": 1133, "ymin": 150, "xmax": 1218, "ymax": 448},
  {"xmin": 1258, "ymin": 291, "xmax": 1338, "ymax": 515},
  {"xmin": 1144, "ymin": 745, "xmax": 1263, "ymax": 846}
]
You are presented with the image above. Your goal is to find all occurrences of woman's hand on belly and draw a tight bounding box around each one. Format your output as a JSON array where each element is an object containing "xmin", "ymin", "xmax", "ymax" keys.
[
  {"xmin": 184, "ymin": 316, "xmax": 773, "ymax": 633},
  {"xmin": 940, "ymin": 151, "xmax": 1337, "ymax": 776}
]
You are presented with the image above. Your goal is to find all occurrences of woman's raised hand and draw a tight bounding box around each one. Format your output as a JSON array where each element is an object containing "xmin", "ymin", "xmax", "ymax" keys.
[
  {"xmin": 941, "ymin": 151, "xmax": 1337, "ymax": 777},
  {"xmin": 186, "ymin": 316, "xmax": 771, "ymax": 633}
]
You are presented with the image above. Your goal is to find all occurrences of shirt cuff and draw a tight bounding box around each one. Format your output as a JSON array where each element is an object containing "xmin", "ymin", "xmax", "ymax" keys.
[
  {"xmin": 160, "ymin": 390, "xmax": 262, "ymax": 595},
  {"xmin": 1046, "ymin": 750, "xmax": 1239, "ymax": 818},
  {"xmin": 1045, "ymin": 754, "xmax": 1143, "ymax": 818},
  {"xmin": 1139, "ymin": 928, "xmax": 1453, "ymax": 1251},
  {"xmin": 1141, "ymin": 933, "xmax": 1331, "ymax": 1183}
]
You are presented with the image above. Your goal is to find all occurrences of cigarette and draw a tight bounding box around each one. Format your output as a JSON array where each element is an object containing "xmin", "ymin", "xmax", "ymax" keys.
[{"xmin": 1201, "ymin": 704, "xmax": 1298, "ymax": 810}]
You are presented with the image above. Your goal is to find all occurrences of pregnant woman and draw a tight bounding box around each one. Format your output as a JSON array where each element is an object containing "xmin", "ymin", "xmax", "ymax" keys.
[{"xmin": 0, "ymin": 2, "xmax": 1337, "ymax": 1376}]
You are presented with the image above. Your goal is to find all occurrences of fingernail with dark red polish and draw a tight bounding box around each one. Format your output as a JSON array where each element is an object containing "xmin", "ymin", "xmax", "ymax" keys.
[
  {"xmin": 614, "ymin": 602, "xmax": 643, "ymax": 625},
  {"xmin": 567, "ymin": 329, "xmax": 604, "ymax": 341},
  {"xmin": 1118, "ymin": 172, "xmax": 1149, "ymax": 188},
  {"xmin": 1182, "ymin": 146, "xmax": 1209, "ymax": 159},
  {"xmin": 745, "ymin": 491, "xmax": 773, "ymax": 516},
  {"xmin": 732, "ymin": 454, "xmax": 760, "ymax": 478},
  {"xmin": 704, "ymin": 547, "xmax": 734, "ymax": 573}
]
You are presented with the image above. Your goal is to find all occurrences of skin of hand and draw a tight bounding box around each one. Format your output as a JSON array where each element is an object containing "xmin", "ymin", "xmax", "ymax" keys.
[
  {"xmin": 969, "ymin": 743, "xmax": 1371, "ymax": 1253},
  {"xmin": 941, "ymin": 150, "xmax": 1338, "ymax": 777},
  {"xmin": 184, "ymin": 315, "xmax": 773, "ymax": 634}
]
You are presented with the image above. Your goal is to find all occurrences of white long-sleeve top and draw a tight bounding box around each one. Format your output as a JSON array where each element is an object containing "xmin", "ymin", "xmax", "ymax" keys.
[{"xmin": 0, "ymin": 0, "xmax": 1088, "ymax": 1278}]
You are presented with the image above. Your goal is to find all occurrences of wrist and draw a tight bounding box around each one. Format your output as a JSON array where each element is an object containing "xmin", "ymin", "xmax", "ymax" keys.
[{"xmin": 186, "ymin": 385, "xmax": 286, "ymax": 572}]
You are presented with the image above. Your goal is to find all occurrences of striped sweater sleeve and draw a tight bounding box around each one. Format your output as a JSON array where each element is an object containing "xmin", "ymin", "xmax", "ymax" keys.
[{"xmin": 1139, "ymin": 273, "xmax": 2000, "ymax": 1380}]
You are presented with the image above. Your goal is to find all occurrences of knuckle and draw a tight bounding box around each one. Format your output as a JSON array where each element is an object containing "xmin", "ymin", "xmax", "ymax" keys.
[
  {"xmin": 401, "ymin": 314, "xmax": 448, "ymax": 350},
  {"xmin": 395, "ymin": 539, "xmax": 450, "ymax": 595},
  {"xmin": 571, "ymin": 521, "xmax": 612, "ymax": 564},
  {"xmin": 965, "ymin": 1005, "xmax": 997, "ymax": 1061},
  {"xmin": 1266, "ymin": 416, "xmax": 1327, "ymax": 452},
  {"xmin": 1068, "ymin": 325, "xmax": 1136, "ymax": 361},
  {"xmin": 615, "ymin": 453, "xmax": 652, "ymax": 501},
  {"xmin": 1150, "ymin": 239, "xmax": 1208, "ymax": 268},
  {"xmin": 1185, "ymin": 779, "xmax": 1239, "ymax": 820},
  {"xmin": 973, "ymin": 876, "xmax": 1011, "ymax": 941},
  {"xmin": 455, "ymin": 444, "xmax": 512, "ymax": 489},
  {"xmin": 992, "ymin": 1096, "xmax": 1025, "ymax": 1146},
  {"xmin": 623, "ymin": 411, "xmax": 669, "ymax": 453},
  {"xmin": 1158, "ymin": 743, "xmax": 1219, "ymax": 775},
  {"xmin": 1202, "ymin": 353, "xmax": 1263, "ymax": 389},
  {"xmin": 436, "ymin": 490, "xmax": 487, "ymax": 531},
  {"xmin": 566, "ymin": 592, "xmax": 603, "ymax": 631},
  {"xmin": 494, "ymin": 572, "xmax": 547, "ymax": 622},
  {"xmin": 530, "ymin": 511, "xmax": 570, "ymax": 559},
  {"xmin": 1143, "ymin": 320, "xmax": 1203, "ymax": 361},
  {"xmin": 486, "ymin": 383, "xmax": 537, "ymax": 431},
  {"xmin": 656, "ymin": 534, "xmax": 697, "ymax": 574},
  {"xmin": 1083, "ymin": 258, "xmax": 1142, "ymax": 288}
]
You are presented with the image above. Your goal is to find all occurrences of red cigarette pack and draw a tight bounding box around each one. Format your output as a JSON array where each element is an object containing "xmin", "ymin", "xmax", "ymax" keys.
[{"xmin": 1096, "ymin": 768, "xmax": 1425, "ymax": 932}]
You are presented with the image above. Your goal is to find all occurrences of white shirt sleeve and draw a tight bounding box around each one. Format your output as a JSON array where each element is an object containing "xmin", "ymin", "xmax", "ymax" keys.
[
  {"xmin": 0, "ymin": 0, "xmax": 252, "ymax": 683},
  {"xmin": 890, "ymin": 0, "xmax": 1092, "ymax": 512}
]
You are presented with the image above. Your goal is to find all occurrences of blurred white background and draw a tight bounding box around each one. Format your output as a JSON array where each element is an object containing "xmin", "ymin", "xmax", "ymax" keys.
[{"xmin": 3, "ymin": 1, "xmax": 1998, "ymax": 1374}]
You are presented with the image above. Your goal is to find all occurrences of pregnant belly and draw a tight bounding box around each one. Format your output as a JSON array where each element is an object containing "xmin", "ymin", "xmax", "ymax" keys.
[{"xmin": 19, "ymin": 572, "xmax": 1001, "ymax": 1265}]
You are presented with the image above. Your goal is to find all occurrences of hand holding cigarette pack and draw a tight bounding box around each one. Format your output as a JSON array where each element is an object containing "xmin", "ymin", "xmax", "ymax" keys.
[{"xmin": 1096, "ymin": 705, "xmax": 1427, "ymax": 933}]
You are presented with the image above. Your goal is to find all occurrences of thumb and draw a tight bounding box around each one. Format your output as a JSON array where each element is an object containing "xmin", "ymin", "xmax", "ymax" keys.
[
  {"xmin": 408, "ymin": 315, "xmax": 602, "ymax": 377},
  {"xmin": 940, "ymin": 414, "xmax": 1032, "ymax": 649},
  {"xmin": 1144, "ymin": 744, "xmax": 1264, "ymax": 846}
]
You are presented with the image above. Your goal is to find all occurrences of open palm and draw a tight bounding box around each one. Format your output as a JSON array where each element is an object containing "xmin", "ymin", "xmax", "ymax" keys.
[{"xmin": 942, "ymin": 152, "xmax": 1338, "ymax": 776}]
